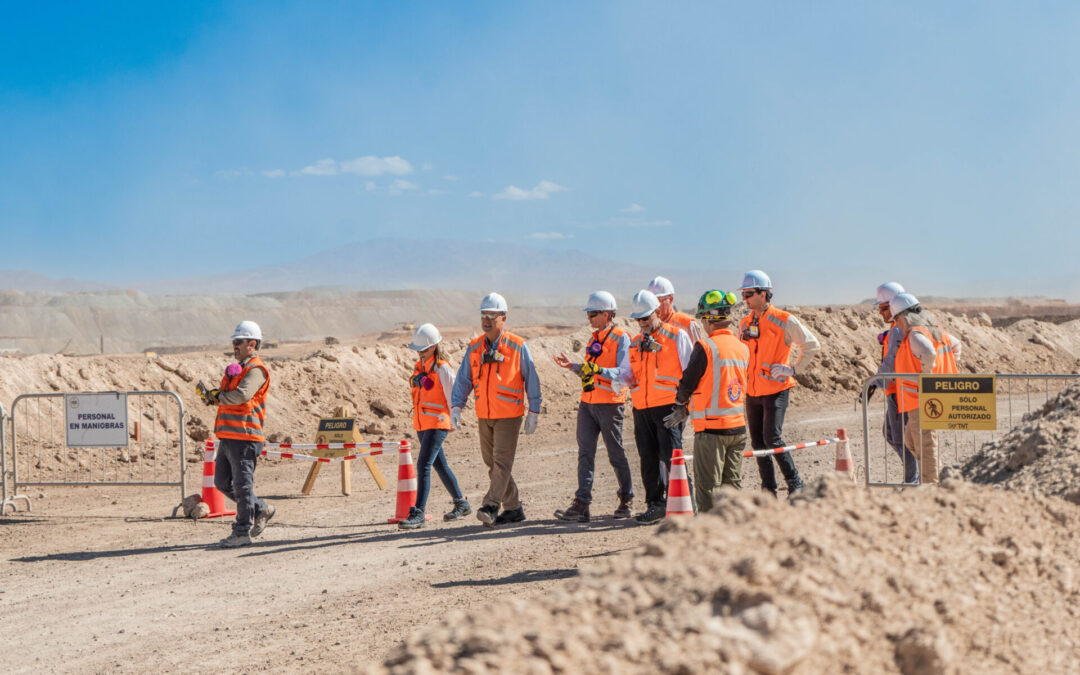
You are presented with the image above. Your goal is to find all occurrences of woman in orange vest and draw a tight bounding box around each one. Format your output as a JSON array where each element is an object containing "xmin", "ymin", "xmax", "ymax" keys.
[
  {"xmin": 890, "ymin": 293, "xmax": 962, "ymax": 484},
  {"xmin": 737, "ymin": 270, "xmax": 820, "ymax": 498},
  {"xmin": 665, "ymin": 290, "xmax": 749, "ymax": 512},
  {"xmin": 867, "ymin": 282, "xmax": 919, "ymax": 483},
  {"xmin": 552, "ymin": 291, "xmax": 635, "ymax": 523},
  {"xmin": 208, "ymin": 321, "xmax": 275, "ymax": 548},
  {"xmin": 398, "ymin": 323, "xmax": 471, "ymax": 529}
]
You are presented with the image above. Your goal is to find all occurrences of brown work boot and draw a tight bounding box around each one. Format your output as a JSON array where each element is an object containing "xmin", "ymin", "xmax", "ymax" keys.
[
  {"xmin": 613, "ymin": 494, "xmax": 633, "ymax": 520},
  {"xmin": 554, "ymin": 498, "xmax": 590, "ymax": 523}
]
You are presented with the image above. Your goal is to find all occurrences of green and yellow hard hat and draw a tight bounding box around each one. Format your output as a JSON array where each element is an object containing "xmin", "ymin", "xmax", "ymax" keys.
[{"xmin": 696, "ymin": 289, "xmax": 737, "ymax": 319}]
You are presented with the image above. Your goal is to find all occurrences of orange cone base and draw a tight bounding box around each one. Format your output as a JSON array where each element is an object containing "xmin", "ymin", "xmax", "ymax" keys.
[{"xmin": 200, "ymin": 486, "xmax": 236, "ymax": 519}]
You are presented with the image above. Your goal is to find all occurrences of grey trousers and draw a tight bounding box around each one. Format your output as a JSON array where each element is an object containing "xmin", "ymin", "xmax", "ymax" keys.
[
  {"xmin": 575, "ymin": 401, "xmax": 634, "ymax": 504},
  {"xmin": 214, "ymin": 438, "xmax": 268, "ymax": 537}
]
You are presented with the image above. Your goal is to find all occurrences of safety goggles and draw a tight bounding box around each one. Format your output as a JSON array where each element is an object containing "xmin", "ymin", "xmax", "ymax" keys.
[
  {"xmin": 480, "ymin": 312, "xmax": 505, "ymax": 320},
  {"xmin": 705, "ymin": 290, "xmax": 738, "ymax": 306},
  {"xmin": 586, "ymin": 310, "xmax": 604, "ymax": 318},
  {"xmin": 231, "ymin": 339, "xmax": 249, "ymax": 347}
]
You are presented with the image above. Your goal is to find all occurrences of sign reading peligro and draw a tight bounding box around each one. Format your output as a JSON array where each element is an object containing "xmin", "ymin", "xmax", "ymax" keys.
[
  {"xmin": 919, "ymin": 375, "xmax": 996, "ymax": 431},
  {"xmin": 65, "ymin": 392, "xmax": 129, "ymax": 448}
]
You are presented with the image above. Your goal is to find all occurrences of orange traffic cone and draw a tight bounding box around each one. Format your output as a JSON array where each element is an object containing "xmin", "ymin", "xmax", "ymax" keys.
[
  {"xmin": 665, "ymin": 448, "xmax": 694, "ymax": 516},
  {"xmin": 834, "ymin": 428, "xmax": 855, "ymax": 483},
  {"xmin": 200, "ymin": 440, "xmax": 236, "ymax": 519},
  {"xmin": 388, "ymin": 446, "xmax": 430, "ymax": 523}
]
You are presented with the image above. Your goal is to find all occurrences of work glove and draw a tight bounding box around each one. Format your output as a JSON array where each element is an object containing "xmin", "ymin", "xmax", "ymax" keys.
[
  {"xmin": 450, "ymin": 406, "xmax": 462, "ymax": 430},
  {"xmin": 856, "ymin": 384, "xmax": 878, "ymax": 407},
  {"xmin": 524, "ymin": 411, "xmax": 539, "ymax": 435},
  {"xmin": 195, "ymin": 381, "xmax": 219, "ymax": 406},
  {"xmin": 770, "ymin": 363, "xmax": 795, "ymax": 379},
  {"xmin": 663, "ymin": 403, "xmax": 689, "ymax": 429}
]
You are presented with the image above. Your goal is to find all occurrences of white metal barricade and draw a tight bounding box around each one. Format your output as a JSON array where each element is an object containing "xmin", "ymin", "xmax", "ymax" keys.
[
  {"xmin": 3, "ymin": 402, "xmax": 33, "ymax": 514},
  {"xmin": 10, "ymin": 390, "xmax": 187, "ymax": 503},
  {"xmin": 861, "ymin": 373, "xmax": 1080, "ymax": 488}
]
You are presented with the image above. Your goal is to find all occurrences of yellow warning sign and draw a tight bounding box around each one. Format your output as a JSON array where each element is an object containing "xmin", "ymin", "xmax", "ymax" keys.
[
  {"xmin": 314, "ymin": 417, "xmax": 358, "ymax": 459},
  {"xmin": 919, "ymin": 374, "xmax": 996, "ymax": 431}
]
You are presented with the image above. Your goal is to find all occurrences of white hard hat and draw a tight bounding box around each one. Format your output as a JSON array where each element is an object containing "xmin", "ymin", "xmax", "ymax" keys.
[
  {"xmin": 646, "ymin": 276, "xmax": 675, "ymax": 298},
  {"xmin": 409, "ymin": 323, "xmax": 442, "ymax": 351},
  {"xmin": 480, "ymin": 292, "xmax": 508, "ymax": 313},
  {"xmin": 231, "ymin": 320, "xmax": 262, "ymax": 341},
  {"xmin": 629, "ymin": 290, "xmax": 660, "ymax": 319},
  {"xmin": 889, "ymin": 292, "xmax": 920, "ymax": 318},
  {"xmin": 584, "ymin": 291, "xmax": 617, "ymax": 312},
  {"xmin": 876, "ymin": 282, "xmax": 905, "ymax": 305},
  {"xmin": 738, "ymin": 270, "xmax": 772, "ymax": 291}
]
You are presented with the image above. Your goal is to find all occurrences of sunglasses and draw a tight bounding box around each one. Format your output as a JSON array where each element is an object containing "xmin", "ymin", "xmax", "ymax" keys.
[
  {"xmin": 232, "ymin": 339, "xmax": 249, "ymax": 347},
  {"xmin": 586, "ymin": 310, "xmax": 605, "ymax": 318},
  {"xmin": 635, "ymin": 316, "xmax": 652, "ymax": 323},
  {"xmin": 741, "ymin": 291, "xmax": 759, "ymax": 299},
  {"xmin": 480, "ymin": 313, "xmax": 505, "ymax": 320}
]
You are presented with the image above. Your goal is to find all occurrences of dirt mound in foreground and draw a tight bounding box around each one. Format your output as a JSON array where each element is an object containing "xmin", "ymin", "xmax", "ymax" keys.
[
  {"xmin": 962, "ymin": 383, "xmax": 1080, "ymax": 504},
  {"xmin": 370, "ymin": 477, "xmax": 1080, "ymax": 674}
]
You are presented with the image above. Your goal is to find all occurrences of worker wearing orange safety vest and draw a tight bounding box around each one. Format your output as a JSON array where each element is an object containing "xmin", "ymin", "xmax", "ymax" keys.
[
  {"xmin": 862, "ymin": 282, "xmax": 920, "ymax": 483},
  {"xmin": 664, "ymin": 290, "xmax": 749, "ymax": 512},
  {"xmin": 737, "ymin": 270, "xmax": 820, "ymax": 498},
  {"xmin": 627, "ymin": 289, "xmax": 694, "ymax": 525},
  {"xmin": 451, "ymin": 293, "xmax": 542, "ymax": 528},
  {"xmin": 648, "ymin": 275, "xmax": 702, "ymax": 341},
  {"xmin": 398, "ymin": 323, "xmax": 471, "ymax": 530},
  {"xmin": 890, "ymin": 293, "xmax": 962, "ymax": 484},
  {"xmin": 552, "ymin": 291, "xmax": 635, "ymax": 523},
  {"xmin": 207, "ymin": 320, "xmax": 274, "ymax": 548}
]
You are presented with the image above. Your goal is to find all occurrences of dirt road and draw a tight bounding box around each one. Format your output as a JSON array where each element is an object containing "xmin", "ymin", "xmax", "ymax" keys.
[{"xmin": 0, "ymin": 398, "xmax": 860, "ymax": 673}]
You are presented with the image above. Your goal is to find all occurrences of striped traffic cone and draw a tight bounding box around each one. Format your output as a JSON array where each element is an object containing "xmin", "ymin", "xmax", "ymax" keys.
[
  {"xmin": 388, "ymin": 446, "xmax": 430, "ymax": 524},
  {"xmin": 200, "ymin": 440, "xmax": 236, "ymax": 519},
  {"xmin": 665, "ymin": 448, "xmax": 694, "ymax": 516},
  {"xmin": 834, "ymin": 428, "xmax": 855, "ymax": 483}
]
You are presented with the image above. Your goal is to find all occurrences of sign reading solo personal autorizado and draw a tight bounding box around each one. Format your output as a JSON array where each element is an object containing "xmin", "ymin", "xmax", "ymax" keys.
[
  {"xmin": 65, "ymin": 392, "xmax": 129, "ymax": 448},
  {"xmin": 919, "ymin": 375, "xmax": 996, "ymax": 431}
]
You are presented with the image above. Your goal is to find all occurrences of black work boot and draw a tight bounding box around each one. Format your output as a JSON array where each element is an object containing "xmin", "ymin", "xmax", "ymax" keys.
[
  {"xmin": 495, "ymin": 506, "xmax": 526, "ymax": 524},
  {"xmin": 634, "ymin": 503, "xmax": 666, "ymax": 525},
  {"xmin": 554, "ymin": 498, "xmax": 590, "ymax": 522},
  {"xmin": 398, "ymin": 506, "xmax": 427, "ymax": 530},
  {"xmin": 477, "ymin": 503, "xmax": 499, "ymax": 527},
  {"xmin": 613, "ymin": 494, "xmax": 633, "ymax": 519},
  {"xmin": 444, "ymin": 498, "xmax": 472, "ymax": 521}
]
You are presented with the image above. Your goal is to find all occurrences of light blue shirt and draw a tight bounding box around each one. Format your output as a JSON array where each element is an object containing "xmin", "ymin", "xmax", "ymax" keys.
[{"xmin": 451, "ymin": 332, "xmax": 543, "ymax": 414}]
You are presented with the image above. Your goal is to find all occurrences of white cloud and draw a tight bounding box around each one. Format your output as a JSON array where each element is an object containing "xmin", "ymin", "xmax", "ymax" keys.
[
  {"xmin": 297, "ymin": 158, "xmax": 337, "ymax": 176},
  {"xmin": 388, "ymin": 179, "xmax": 419, "ymax": 196},
  {"xmin": 468, "ymin": 191, "xmax": 485, "ymax": 198},
  {"xmin": 442, "ymin": 174, "xmax": 461, "ymax": 181},
  {"xmin": 620, "ymin": 203, "xmax": 646, "ymax": 213},
  {"xmin": 529, "ymin": 232, "xmax": 575, "ymax": 240},
  {"xmin": 427, "ymin": 188, "xmax": 448, "ymax": 195},
  {"xmin": 215, "ymin": 168, "xmax": 254, "ymax": 179},
  {"xmin": 421, "ymin": 162, "xmax": 433, "ymax": 171},
  {"xmin": 364, "ymin": 181, "xmax": 377, "ymax": 191},
  {"xmin": 492, "ymin": 180, "xmax": 569, "ymax": 201},
  {"xmin": 262, "ymin": 169, "xmax": 285, "ymax": 178},
  {"xmin": 339, "ymin": 155, "xmax": 413, "ymax": 176}
]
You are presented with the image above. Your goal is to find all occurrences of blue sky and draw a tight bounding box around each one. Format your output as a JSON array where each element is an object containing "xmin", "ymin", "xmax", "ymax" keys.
[{"xmin": 2, "ymin": 2, "xmax": 1080, "ymax": 301}]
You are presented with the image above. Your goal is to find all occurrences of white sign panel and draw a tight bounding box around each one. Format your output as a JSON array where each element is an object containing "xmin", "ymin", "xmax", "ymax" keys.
[{"xmin": 65, "ymin": 393, "xmax": 129, "ymax": 448}]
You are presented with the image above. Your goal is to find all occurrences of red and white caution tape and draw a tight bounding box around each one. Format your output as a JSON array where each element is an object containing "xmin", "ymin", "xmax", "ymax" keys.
[
  {"xmin": 742, "ymin": 437, "xmax": 841, "ymax": 459},
  {"xmin": 204, "ymin": 439, "xmax": 412, "ymax": 463}
]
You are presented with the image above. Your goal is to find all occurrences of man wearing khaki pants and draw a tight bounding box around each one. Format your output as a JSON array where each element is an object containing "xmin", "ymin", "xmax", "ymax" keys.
[{"xmin": 451, "ymin": 292, "xmax": 542, "ymax": 527}]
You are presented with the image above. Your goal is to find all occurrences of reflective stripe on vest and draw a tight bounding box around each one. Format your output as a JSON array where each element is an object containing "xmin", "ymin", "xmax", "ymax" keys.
[
  {"xmin": 468, "ymin": 332, "xmax": 528, "ymax": 419},
  {"xmin": 214, "ymin": 356, "xmax": 270, "ymax": 442},
  {"xmin": 412, "ymin": 357, "xmax": 452, "ymax": 431},
  {"xmin": 690, "ymin": 330, "xmax": 749, "ymax": 431}
]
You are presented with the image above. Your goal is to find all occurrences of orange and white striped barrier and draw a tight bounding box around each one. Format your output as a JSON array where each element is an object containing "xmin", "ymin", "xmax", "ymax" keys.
[
  {"xmin": 388, "ymin": 446, "xmax": 429, "ymax": 524},
  {"xmin": 665, "ymin": 448, "xmax": 694, "ymax": 516},
  {"xmin": 200, "ymin": 439, "xmax": 236, "ymax": 519},
  {"xmin": 203, "ymin": 439, "xmax": 411, "ymax": 463},
  {"xmin": 742, "ymin": 436, "xmax": 842, "ymax": 458},
  {"xmin": 834, "ymin": 428, "xmax": 855, "ymax": 482}
]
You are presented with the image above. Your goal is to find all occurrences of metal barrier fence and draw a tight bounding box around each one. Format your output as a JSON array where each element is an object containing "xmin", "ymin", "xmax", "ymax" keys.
[
  {"xmin": 861, "ymin": 373, "xmax": 1080, "ymax": 488},
  {"xmin": 10, "ymin": 391, "xmax": 187, "ymax": 503}
]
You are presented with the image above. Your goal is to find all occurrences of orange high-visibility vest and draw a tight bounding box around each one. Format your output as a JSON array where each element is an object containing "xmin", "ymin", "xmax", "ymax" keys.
[
  {"xmin": 895, "ymin": 325, "xmax": 961, "ymax": 413},
  {"xmin": 739, "ymin": 305, "xmax": 796, "ymax": 397},
  {"xmin": 467, "ymin": 331, "xmax": 527, "ymax": 419},
  {"xmin": 214, "ymin": 356, "xmax": 270, "ymax": 442},
  {"xmin": 690, "ymin": 328, "xmax": 749, "ymax": 432},
  {"xmin": 628, "ymin": 322, "xmax": 684, "ymax": 410},
  {"xmin": 411, "ymin": 356, "xmax": 452, "ymax": 431},
  {"xmin": 667, "ymin": 310, "xmax": 695, "ymax": 334},
  {"xmin": 581, "ymin": 325, "xmax": 627, "ymax": 405}
]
